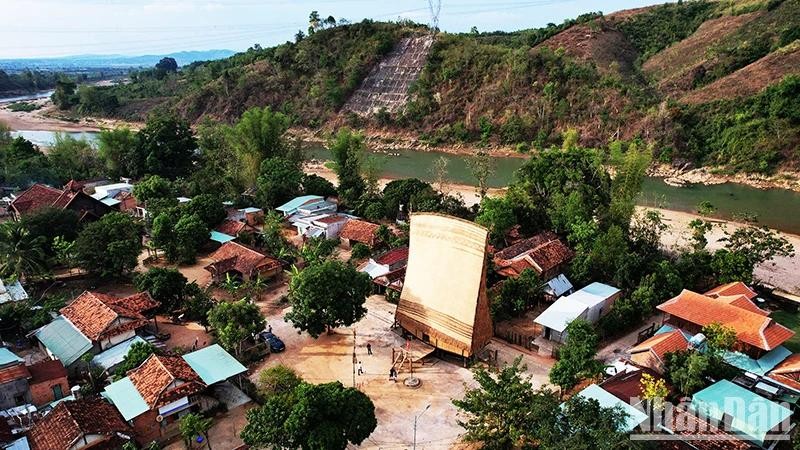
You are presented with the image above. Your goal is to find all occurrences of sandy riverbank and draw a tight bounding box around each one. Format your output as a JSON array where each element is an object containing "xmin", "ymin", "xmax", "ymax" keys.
[
  {"xmin": 0, "ymin": 97, "xmax": 138, "ymax": 132},
  {"xmin": 305, "ymin": 162, "xmax": 800, "ymax": 294}
]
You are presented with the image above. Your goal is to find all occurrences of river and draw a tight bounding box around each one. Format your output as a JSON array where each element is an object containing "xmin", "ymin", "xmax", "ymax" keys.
[
  {"xmin": 0, "ymin": 90, "xmax": 55, "ymax": 104},
  {"xmin": 9, "ymin": 130, "xmax": 800, "ymax": 234}
]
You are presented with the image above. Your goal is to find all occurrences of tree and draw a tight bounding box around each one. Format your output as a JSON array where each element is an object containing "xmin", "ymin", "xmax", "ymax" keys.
[
  {"xmin": 48, "ymin": 133, "xmax": 102, "ymax": 183},
  {"xmin": 286, "ymin": 260, "xmax": 371, "ymax": 338},
  {"xmin": 349, "ymin": 242, "xmax": 371, "ymax": 260},
  {"xmin": 688, "ymin": 219, "xmax": 713, "ymax": 251},
  {"xmin": 549, "ymin": 319, "xmax": 604, "ymax": 392},
  {"xmin": 135, "ymin": 267, "xmax": 188, "ymax": 312},
  {"xmin": 132, "ymin": 175, "xmax": 175, "ymax": 206},
  {"xmin": 207, "ymin": 300, "xmax": 265, "ymax": 356},
  {"xmin": 381, "ymin": 178, "xmax": 436, "ymax": 219},
  {"xmin": 185, "ymin": 194, "xmax": 226, "ymax": 228},
  {"xmin": 51, "ymin": 78, "xmax": 76, "ymax": 109},
  {"xmin": 228, "ymin": 106, "xmax": 291, "ymax": 188},
  {"xmin": 639, "ymin": 372, "xmax": 669, "ymax": 410},
  {"xmin": 155, "ymin": 57, "xmax": 178, "ymax": 73},
  {"xmin": 179, "ymin": 413, "xmax": 212, "ymax": 450},
  {"xmin": 183, "ymin": 283, "xmax": 214, "ymax": 327},
  {"xmin": 608, "ymin": 143, "xmax": 651, "ymax": 229},
  {"xmin": 256, "ymin": 157, "xmax": 303, "ymax": 209},
  {"xmin": 711, "ymin": 249, "xmax": 754, "ymax": 284},
  {"xmin": 0, "ymin": 221, "xmax": 46, "ymax": 281},
  {"xmin": 0, "ymin": 137, "xmax": 54, "ymax": 186},
  {"xmin": 20, "ymin": 207, "xmax": 80, "ymax": 256},
  {"xmin": 476, "ymin": 196, "xmax": 516, "ymax": 245},
  {"xmin": 241, "ymin": 381, "xmax": 376, "ymax": 450},
  {"xmin": 466, "ymin": 151, "xmax": 495, "ymax": 198},
  {"xmin": 53, "ymin": 236, "xmax": 77, "ymax": 273},
  {"xmin": 663, "ymin": 350, "xmax": 710, "ymax": 395},
  {"xmin": 453, "ymin": 357, "xmax": 542, "ymax": 448},
  {"xmin": 131, "ymin": 114, "xmax": 196, "ymax": 179},
  {"xmin": 258, "ymin": 364, "xmax": 302, "ymax": 398},
  {"xmin": 329, "ymin": 129, "xmax": 366, "ymax": 207},
  {"xmin": 722, "ymin": 225, "xmax": 794, "ymax": 267},
  {"xmin": 302, "ymin": 173, "xmax": 336, "ymax": 198},
  {"xmin": 491, "ymin": 269, "xmax": 543, "ymax": 321},
  {"xmin": 308, "ymin": 10, "xmax": 321, "ymax": 35},
  {"xmin": 173, "ymin": 214, "xmax": 209, "ymax": 264},
  {"xmin": 702, "ymin": 322, "xmax": 737, "ymax": 352},
  {"xmin": 114, "ymin": 341, "xmax": 157, "ymax": 379},
  {"xmin": 75, "ymin": 212, "xmax": 142, "ymax": 278}
]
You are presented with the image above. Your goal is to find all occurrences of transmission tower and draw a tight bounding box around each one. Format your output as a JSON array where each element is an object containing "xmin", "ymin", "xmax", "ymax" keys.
[{"xmin": 427, "ymin": 0, "xmax": 441, "ymax": 35}]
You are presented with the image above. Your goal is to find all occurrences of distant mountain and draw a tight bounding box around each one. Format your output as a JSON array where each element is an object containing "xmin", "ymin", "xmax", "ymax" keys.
[{"xmin": 0, "ymin": 50, "xmax": 236, "ymax": 71}]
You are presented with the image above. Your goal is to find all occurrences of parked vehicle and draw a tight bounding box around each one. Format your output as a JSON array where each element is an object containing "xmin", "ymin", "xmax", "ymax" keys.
[{"xmin": 258, "ymin": 331, "xmax": 285, "ymax": 352}]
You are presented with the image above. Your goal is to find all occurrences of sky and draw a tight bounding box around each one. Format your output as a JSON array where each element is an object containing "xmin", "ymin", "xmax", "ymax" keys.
[{"xmin": 0, "ymin": 0, "xmax": 660, "ymax": 59}]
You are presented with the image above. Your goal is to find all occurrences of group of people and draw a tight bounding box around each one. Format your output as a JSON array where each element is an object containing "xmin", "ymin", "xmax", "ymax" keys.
[{"xmin": 356, "ymin": 342, "xmax": 399, "ymax": 382}]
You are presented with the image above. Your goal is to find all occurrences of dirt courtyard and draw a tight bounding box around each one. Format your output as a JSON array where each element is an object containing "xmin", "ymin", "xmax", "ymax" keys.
[{"xmin": 250, "ymin": 295, "xmax": 553, "ymax": 449}]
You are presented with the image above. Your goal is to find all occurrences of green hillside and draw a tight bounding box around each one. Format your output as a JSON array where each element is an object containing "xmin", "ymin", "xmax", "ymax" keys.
[{"xmin": 74, "ymin": 0, "xmax": 800, "ymax": 174}]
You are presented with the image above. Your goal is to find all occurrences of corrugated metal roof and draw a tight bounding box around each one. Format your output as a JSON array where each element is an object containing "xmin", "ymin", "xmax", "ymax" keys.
[
  {"xmin": 574, "ymin": 384, "xmax": 649, "ymax": 432},
  {"xmin": 182, "ymin": 344, "xmax": 246, "ymax": 385},
  {"xmin": 34, "ymin": 317, "xmax": 92, "ymax": 366},
  {"xmin": 0, "ymin": 347, "xmax": 22, "ymax": 366},
  {"xmin": 0, "ymin": 279, "xmax": 28, "ymax": 304},
  {"xmin": 691, "ymin": 380, "xmax": 792, "ymax": 444},
  {"xmin": 92, "ymin": 336, "xmax": 146, "ymax": 370},
  {"xmin": 103, "ymin": 377, "xmax": 149, "ymax": 421},
  {"xmin": 100, "ymin": 198, "xmax": 121, "ymax": 206},
  {"xmin": 723, "ymin": 346, "xmax": 792, "ymax": 376},
  {"xmin": 209, "ymin": 231, "xmax": 236, "ymax": 243},
  {"xmin": 544, "ymin": 274, "xmax": 573, "ymax": 297},
  {"xmin": 533, "ymin": 296, "xmax": 587, "ymax": 333},
  {"xmin": 276, "ymin": 195, "xmax": 324, "ymax": 213},
  {"xmin": 239, "ymin": 207, "xmax": 262, "ymax": 213}
]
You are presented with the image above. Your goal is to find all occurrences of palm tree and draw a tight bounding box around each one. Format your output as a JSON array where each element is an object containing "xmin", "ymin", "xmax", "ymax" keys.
[
  {"xmin": 221, "ymin": 273, "xmax": 241, "ymax": 295},
  {"xmin": 0, "ymin": 222, "xmax": 46, "ymax": 281}
]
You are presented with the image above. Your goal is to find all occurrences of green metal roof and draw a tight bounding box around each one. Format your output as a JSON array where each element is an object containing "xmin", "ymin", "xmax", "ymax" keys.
[
  {"xmin": 183, "ymin": 344, "xmax": 246, "ymax": 385},
  {"xmin": 34, "ymin": 317, "xmax": 92, "ymax": 366},
  {"xmin": 691, "ymin": 380, "xmax": 792, "ymax": 445},
  {"xmin": 209, "ymin": 231, "xmax": 236, "ymax": 243},
  {"xmin": 92, "ymin": 336, "xmax": 146, "ymax": 370},
  {"xmin": 0, "ymin": 347, "xmax": 22, "ymax": 366},
  {"xmin": 723, "ymin": 346, "xmax": 791, "ymax": 376},
  {"xmin": 575, "ymin": 384, "xmax": 649, "ymax": 432},
  {"xmin": 103, "ymin": 377, "xmax": 149, "ymax": 421},
  {"xmin": 276, "ymin": 195, "xmax": 323, "ymax": 213}
]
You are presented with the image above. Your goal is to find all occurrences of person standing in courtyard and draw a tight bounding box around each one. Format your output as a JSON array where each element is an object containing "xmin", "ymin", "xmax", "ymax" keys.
[
  {"xmin": 366, "ymin": 343, "xmax": 372, "ymax": 355},
  {"xmin": 357, "ymin": 360, "xmax": 364, "ymax": 375}
]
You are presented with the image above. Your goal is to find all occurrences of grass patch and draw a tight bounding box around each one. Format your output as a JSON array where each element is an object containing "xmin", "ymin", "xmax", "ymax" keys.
[
  {"xmin": 771, "ymin": 309, "xmax": 800, "ymax": 352},
  {"xmin": 7, "ymin": 101, "xmax": 40, "ymax": 112}
]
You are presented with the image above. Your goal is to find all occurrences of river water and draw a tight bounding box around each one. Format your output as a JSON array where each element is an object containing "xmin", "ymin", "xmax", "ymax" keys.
[
  {"xmin": 0, "ymin": 90, "xmax": 55, "ymax": 103},
  {"xmin": 10, "ymin": 130, "xmax": 800, "ymax": 234}
]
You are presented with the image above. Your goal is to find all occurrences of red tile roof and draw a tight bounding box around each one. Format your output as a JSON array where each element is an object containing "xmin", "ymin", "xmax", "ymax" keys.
[
  {"xmin": 9, "ymin": 184, "xmax": 63, "ymax": 217},
  {"xmin": 600, "ymin": 366, "xmax": 673, "ymax": 403},
  {"xmin": 27, "ymin": 359, "xmax": 67, "ymax": 384},
  {"xmin": 128, "ymin": 354, "xmax": 205, "ymax": 409},
  {"xmin": 60, "ymin": 291, "xmax": 152, "ymax": 342},
  {"xmin": 657, "ymin": 289, "xmax": 794, "ymax": 351},
  {"xmin": 630, "ymin": 330, "xmax": 690, "ymax": 363},
  {"xmin": 340, "ymin": 219, "xmax": 381, "ymax": 246},
  {"xmin": 768, "ymin": 354, "xmax": 800, "ymax": 391},
  {"xmin": 315, "ymin": 214, "xmax": 349, "ymax": 225},
  {"xmin": 493, "ymin": 232, "xmax": 573, "ymax": 278},
  {"xmin": 705, "ymin": 281, "xmax": 757, "ymax": 300},
  {"xmin": 659, "ymin": 407, "xmax": 751, "ymax": 450},
  {"xmin": 204, "ymin": 242, "xmax": 282, "ymax": 278},
  {"xmin": 27, "ymin": 398, "xmax": 132, "ymax": 450},
  {"xmin": 375, "ymin": 247, "xmax": 409, "ymax": 266},
  {"xmin": 0, "ymin": 363, "xmax": 30, "ymax": 384},
  {"xmin": 215, "ymin": 219, "xmax": 256, "ymax": 236}
]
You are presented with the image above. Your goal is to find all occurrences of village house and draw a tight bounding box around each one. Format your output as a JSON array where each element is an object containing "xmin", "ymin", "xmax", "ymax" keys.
[
  {"xmin": 204, "ymin": 241, "xmax": 283, "ymax": 283},
  {"xmin": 25, "ymin": 398, "xmax": 133, "ymax": 450},
  {"xmin": 0, "ymin": 279, "xmax": 28, "ymax": 305},
  {"xmin": 210, "ymin": 218, "xmax": 259, "ymax": 244},
  {"xmin": 26, "ymin": 360, "xmax": 70, "ymax": 407},
  {"xmin": 88, "ymin": 182, "xmax": 134, "ymax": 209},
  {"xmin": 8, "ymin": 181, "xmax": 114, "ymax": 222},
  {"xmin": 359, "ymin": 247, "xmax": 409, "ymax": 293},
  {"xmin": 339, "ymin": 219, "xmax": 381, "ymax": 249},
  {"xmin": 493, "ymin": 231, "xmax": 574, "ymax": 281},
  {"xmin": 656, "ymin": 285, "xmax": 794, "ymax": 359},
  {"xmin": 102, "ymin": 344, "xmax": 246, "ymax": 445},
  {"xmin": 0, "ymin": 349, "xmax": 32, "ymax": 409},
  {"xmin": 276, "ymin": 195, "xmax": 330, "ymax": 217},
  {"xmin": 293, "ymin": 213, "xmax": 351, "ymax": 240},
  {"xmin": 533, "ymin": 282, "xmax": 621, "ymax": 349},
  {"xmin": 33, "ymin": 291, "xmax": 160, "ymax": 371},
  {"xmin": 629, "ymin": 326, "xmax": 693, "ymax": 374}
]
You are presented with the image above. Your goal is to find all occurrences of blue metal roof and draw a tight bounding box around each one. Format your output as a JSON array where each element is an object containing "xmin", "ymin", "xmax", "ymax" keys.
[
  {"xmin": 240, "ymin": 207, "xmax": 262, "ymax": 213},
  {"xmin": 0, "ymin": 347, "xmax": 22, "ymax": 366},
  {"xmin": 692, "ymin": 379, "xmax": 792, "ymax": 445},
  {"xmin": 209, "ymin": 231, "xmax": 236, "ymax": 243},
  {"xmin": 580, "ymin": 282, "xmax": 621, "ymax": 299},
  {"xmin": 574, "ymin": 384, "xmax": 648, "ymax": 432},
  {"xmin": 34, "ymin": 317, "xmax": 92, "ymax": 366},
  {"xmin": 103, "ymin": 377, "xmax": 149, "ymax": 421},
  {"xmin": 92, "ymin": 336, "xmax": 146, "ymax": 370},
  {"xmin": 276, "ymin": 195, "xmax": 324, "ymax": 213},
  {"xmin": 183, "ymin": 344, "xmax": 246, "ymax": 385},
  {"xmin": 723, "ymin": 346, "xmax": 792, "ymax": 376}
]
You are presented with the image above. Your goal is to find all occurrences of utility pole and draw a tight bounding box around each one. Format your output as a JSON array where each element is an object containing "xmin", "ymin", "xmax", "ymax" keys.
[
  {"xmin": 352, "ymin": 328, "xmax": 357, "ymax": 388},
  {"xmin": 413, "ymin": 404, "xmax": 431, "ymax": 450}
]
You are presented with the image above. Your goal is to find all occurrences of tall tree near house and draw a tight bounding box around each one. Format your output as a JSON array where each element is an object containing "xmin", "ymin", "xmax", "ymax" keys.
[
  {"xmin": 130, "ymin": 114, "xmax": 196, "ymax": 180},
  {"xmin": 184, "ymin": 194, "xmax": 226, "ymax": 228},
  {"xmin": 207, "ymin": 300, "xmax": 265, "ymax": 356},
  {"xmin": 329, "ymin": 129, "xmax": 366, "ymax": 207},
  {"xmin": 430, "ymin": 155, "xmax": 450, "ymax": 194},
  {"xmin": 608, "ymin": 142, "xmax": 652, "ymax": 230},
  {"xmin": 132, "ymin": 174, "xmax": 175, "ymax": 206},
  {"xmin": 285, "ymin": 260, "xmax": 371, "ymax": 338},
  {"xmin": 701, "ymin": 322, "xmax": 737, "ymax": 352},
  {"xmin": 228, "ymin": 106, "xmax": 291, "ymax": 188},
  {"xmin": 721, "ymin": 225, "xmax": 794, "ymax": 267},
  {"xmin": 74, "ymin": 212, "xmax": 142, "ymax": 278},
  {"xmin": 0, "ymin": 222, "xmax": 46, "ymax": 281},
  {"xmin": 179, "ymin": 412, "xmax": 213, "ymax": 450},
  {"xmin": 52, "ymin": 236, "xmax": 77, "ymax": 274},
  {"xmin": 114, "ymin": 341, "xmax": 157, "ymax": 380},
  {"xmin": 466, "ymin": 151, "xmax": 495, "ymax": 198},
  {"xmin": 134, "ymin": 267, "xmax": 189, "ymax": 313},
  {"xmin": 256, "ymin": 157, "xmax": 303, "ymax": 209},
  {"xmin": 549, "ymin": 319, "xmax": 604, "ymax": 393},
  {"xmin": 20, "ymin": 207, "xmax": 80, "ymax": 256},
  {"xmin": 97, "ymin": 127, "xmax": 136, "ymax": 179}
]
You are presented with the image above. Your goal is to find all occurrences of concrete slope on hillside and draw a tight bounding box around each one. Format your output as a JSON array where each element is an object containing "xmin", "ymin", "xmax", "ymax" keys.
[
  {"xmin": 342, "ymin": 35, "xmax": 433, "ymax": 116},
  {"xmin": 681, "ymin": 42, "xmax": 800, "ymax": 104},
  {"xmin": 643, "ymin": 11, "xmax": 762, "ymax": 94},
  {"xmin": 534, "ymin": 21, "xmax": 638, "ymax": 75}
]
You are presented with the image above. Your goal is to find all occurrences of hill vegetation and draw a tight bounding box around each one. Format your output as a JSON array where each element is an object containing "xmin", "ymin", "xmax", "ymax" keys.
[{"xmin": 73, "ymin": 0, "xmax": 800, "ymax": 174}]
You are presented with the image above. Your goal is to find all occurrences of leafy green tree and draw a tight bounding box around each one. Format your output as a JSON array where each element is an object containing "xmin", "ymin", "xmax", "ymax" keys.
[
  {"xmin": 47, "ymin": 133, "xmax": 103, "ymax": 183},
  {"xmin": 0, "ymin": 221, "xmax": 46, "ymax": 281},
  {"xmin": 53, "ymin": 236, "xmax": 77, "ymax": 273},
  {"xmin": 183, "ymin": 283, "xmax": 214, "ymax": 327},
  {"xmin": 302, "ymin": 174, "xmax": 337, "ymax": 198},
  {"xmin": 491, "ymin": 269, "xmax": 543, "ymax": 321},
  {"xmin": 207, "ymin": 300, "xmax": 265, "ymax": 356},
  {"xmin": 257, "ymin": 157, "xmax": 303, "ymax": 209},
  {"xmin": 179, "ymin": 412, "xmax": 212, "ymax": 450},
  {"xmin": 172, "ymin": 214, "xmax": 209, "ymax": 264},
  {"xmin": 299, "ymin": 237, "xmax": 337, "ymax": 266},
  {"xmin": 133, "ymin": 175, "xmax": 175, "ymax": 206},
  {"xmin": 258, "ymin": 364, "xmax": 303, "ymax": 398},
  {"xmin": 20, "ymin": 207, "xmax": 80, "ymax": 256},
  {"xmin": 549, "ymin": 319, "xmax": 604, "ymax": 392},
  {"xmin": 711, "ymin": 249, "xmax": 754, "ymax": 284},
  {"xmin": 228, "ymin": 106, "xmax": 292, "ymax": 188},
  {"xmin": 466, "ymin": 151, "xmax": 495, "ymax": 198},
  {"xmin": 51, "ymin": 78, "xmax": 77, "ymax": 109},
  {"xmin": 241, "ymin": 381, "xmax": 376, "ymax": 450},
  {"xmin": 722, "ymin": 225, "xmax": 794, "ymax": 267},
  {"xmin": 114, "ymin": 341, "xmax": 157, "ymax": 379},
  {"xmin": 381, "ymin": 178, "xmax": 435, "ymax": 220},
  {"xmin": 476, "ymin": 196, "xmax": 516, "ymax": 245},
  {"xmin": 185, "ymin": 194, "xmax": 226, "ymax": 228},
  {"xmin": 75, "ymin": 212, "xmax": 142, "ymax": 278},
  {"xmin": 664, "ymin": 350, "xmax": 710, "ymax": 395},
  {"xmin": 155, "ymin": 57, "xmax": 178, "ymax": 73},
  {"xmin": 349, "ymin": 242, "xmax": 371, "ymax": 260},
  {"xmin": 549, "ymin": 395, "xmax": 633, "ymax": 450},
  {"xmin": 329, "ymin": 129, "xmax": 366, "ymax": 207},
  {"xmin": 135, "ymin": 267, "xmax": 188, "ymax": 312},
  {"xmin": 286, "ymin": 260, "xmax": 371, "ymax": 338},
  {"xmin": 0, "ymin": 137, "xmax": 54, "ymax": 186},
  {"xmin": 130, "ymin": 114, "xmax": 196, "ymax": 179},
  {"xmin": 702, "ymin": 322, "xmax": 737, "ymax": 352},
  {"xmin": 608, "ymin": 143, "xmax": 651, "ymax": 229},
  {"xmin": 260, "ymin": 211, "xmax": 295, "ymax": 261}
]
